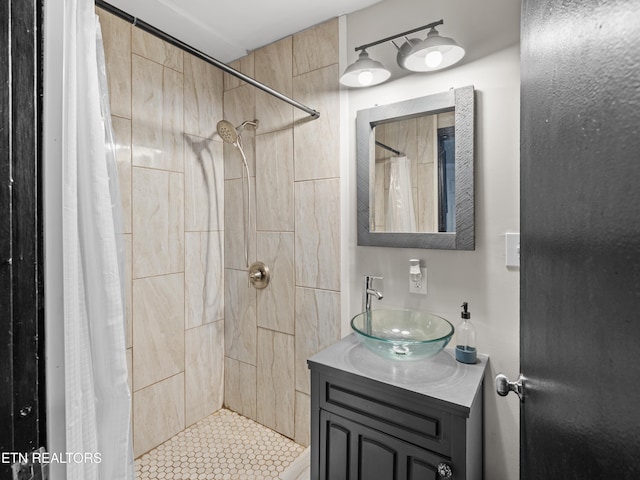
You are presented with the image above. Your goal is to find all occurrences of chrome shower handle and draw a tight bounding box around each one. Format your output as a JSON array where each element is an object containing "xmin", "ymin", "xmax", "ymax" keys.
[{"xmin": 248, "ymin": 262, "xmax": 270, "ymax": 289}]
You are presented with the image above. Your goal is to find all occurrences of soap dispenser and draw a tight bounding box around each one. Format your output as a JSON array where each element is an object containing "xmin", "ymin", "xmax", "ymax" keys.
[{"xmin": 455, "ymin": 302, "xmax": 477, "ymax": 364}]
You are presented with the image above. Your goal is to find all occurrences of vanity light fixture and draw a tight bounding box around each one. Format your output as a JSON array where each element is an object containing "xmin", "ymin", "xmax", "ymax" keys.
[
  {"xmin": 339, "ymin": 49, "xmax": 391, "ymax": 88},
  {"xmin": 400, "ymin": 26, "xmax": 466, "ymax": 72},
  {"xmin": 340, "ymin": 19, "xmax": 465, "ymax": 88}
]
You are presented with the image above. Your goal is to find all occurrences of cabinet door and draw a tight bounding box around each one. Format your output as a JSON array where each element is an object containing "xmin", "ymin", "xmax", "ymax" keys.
[{"xmin": 319, "ymin": 410, "xmax": 451, "ymax": 480}]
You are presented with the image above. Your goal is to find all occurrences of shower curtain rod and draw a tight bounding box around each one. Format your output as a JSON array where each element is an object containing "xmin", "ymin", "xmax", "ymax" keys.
[
  {"xmin": 375, "ymin": 140, "xmax": 403, "ymax": 156},
  {"xmin": 95, "ymin": 0, "xmax": 321, "ymax": 119}
]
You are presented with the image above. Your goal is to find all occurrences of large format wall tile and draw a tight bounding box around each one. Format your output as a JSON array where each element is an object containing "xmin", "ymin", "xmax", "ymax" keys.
[
  {"xmin": 162, "ymin": 67, "xmax": 185, "ymax": 170},
  {"xmin": 219, "ymin": 14, "xmax": 341, "ymax": 444},
  {"xmin": 294, "ymin": 287, "xmax": 340, "ymax": 394},
  {"xmin": 112, "ymin": 115, "xmax": 132, "ymax": 233},
  {"xmin": 185, "ymin": 321, "xmax": 224, "ymax": 427},
  {"xmin": 185, "ymin": 231, "xmax": 224, "ymax": 329},
  {"xmin": 256, "ymin": 232, "xmax": 294, "ymax": 335},
  {"xmin": 97, "ymin": 9, "xmax": 131, "ymax": 119},
  {"xmin": 224, "ymin": 268, "xmax": 257, "ymax": 365},
  {"xmin": 133, "ymin": 373, "xmax": 185, "ymax": 457},
  {"xmin": 224, "ymin": 177, "xmax": 256, "ymax": 270},
  {"xmin": 121, "ymin": 234, "xmax": 132, "ymax": 349},
  {"xmin": 184, "ymin": 55, "xmax": 223, "ymax": 139},
  {"xmin": 417, "ymin": 114, "xmax": 436, "ymax": 165},
  {"xmin": 131, "ymin": 56, "xmax": 162, "ymax": 166},
  {"xmin": 224, "ymin": 357, "xmax": 256, "ymax": 420},
  {"xmin": 184, "ymin": 136, "xmax": 224, "ymax": 232},
  {"xmin": 132, "ymin": 28, "xmax": 183, "ymax": 72},
  {"xmin": 373, "ymin": 160, "xmax": 386, "ymax": 230},
  {"xmin": 295, "ymin": 391, "xmax": 310, "ymax": 447},
  {"xmin": 293, "ymin": 18, "xmax": 339, "ymax": 76},
  {"xmin": 255, "ymin": 130, "xmax": 294, "ymax": 232},
  {"xmin": 255, "ymin": 37, "xmax": 293, "ymax": 134},
  {"xmin": 224, "ymin": 53, "xmax": 254, "ymax": 91},
  {"xmin": 101, "ymin": 8, "xmax": 231, "ymax": 458},
  {"xmin": 132, "ymin": 55, "xmax": 184, "ymax": 172},
  {"xmin": 293, "ymin": 65, "xmax": 340, "ymax": 181},
  {"xmin": 222, "ymin": 84, "xmax": 257, "ymax": 180},
  {"xmin": 417, "ymin": 163, "xmax": 436, "ymax": 232},
  {"xmin": 257, "ymin": 328, "xmax": 295, "ymax": 438},
  {"xmin": 294, "ymin": 179, "xmax": 340, "ymax": 290},
  {"xmin": 126, "ymin": 348, "xmax": 133, "ymax": 395},
  {"xmin": 133, "ymin": 273, "xmax": 185, "ymax": 390},
  {"xmin": 132, "ymin": 168, "xmax": 184, "ymax": 278},
  {"xmin": 383, "ymin": 118, "xmax": 418, "ymax": 174}
]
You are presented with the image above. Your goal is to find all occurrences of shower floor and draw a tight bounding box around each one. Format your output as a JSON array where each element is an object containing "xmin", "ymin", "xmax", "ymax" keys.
[{"xmin": 135, "ymin": 408, "xmax": 306, "ymax": 480}]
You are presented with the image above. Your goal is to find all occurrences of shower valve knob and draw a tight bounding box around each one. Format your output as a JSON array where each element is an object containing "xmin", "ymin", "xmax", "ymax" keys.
[{"xmin": 248, "ymin": 262, "xmax": 270, "ymax": 289}]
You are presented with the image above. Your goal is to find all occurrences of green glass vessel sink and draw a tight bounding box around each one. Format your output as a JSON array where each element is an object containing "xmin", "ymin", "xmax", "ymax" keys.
[{"xmin": 350, "ymin": 309, "xmax": 455, "ymax": 361}]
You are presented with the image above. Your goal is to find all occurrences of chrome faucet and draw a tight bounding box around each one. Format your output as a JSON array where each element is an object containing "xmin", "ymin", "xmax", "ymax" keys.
[{"xmin": 363, "ymin": 275, "xmax": 383, "ymax": 313}]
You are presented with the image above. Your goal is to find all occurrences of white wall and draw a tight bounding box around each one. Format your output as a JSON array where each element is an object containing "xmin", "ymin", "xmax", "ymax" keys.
[{"xmin": 343, "ymin": 5, "xmax": 522, "ymax": 479}]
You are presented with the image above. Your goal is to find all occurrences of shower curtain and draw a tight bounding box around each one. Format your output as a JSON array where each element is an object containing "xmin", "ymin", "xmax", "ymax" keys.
[
  {"xmin": 61, "ymin": 1, "xmax": 134, "ymax": 478},
  {"xmin": 386, "ymin": 156, "xmax": 417, "ymax": 232}
]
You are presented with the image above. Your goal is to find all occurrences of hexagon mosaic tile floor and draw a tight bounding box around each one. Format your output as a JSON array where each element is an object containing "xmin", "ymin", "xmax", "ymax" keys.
[{"xmin": 135, "ymin": 408, "xmax": 306, "ymax": 480}]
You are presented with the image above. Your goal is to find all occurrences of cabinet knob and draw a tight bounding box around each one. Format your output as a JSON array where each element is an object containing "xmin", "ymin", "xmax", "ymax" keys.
[{"xmin": 437, "ymin": 462, "xmax": 453, "ymax": 478}]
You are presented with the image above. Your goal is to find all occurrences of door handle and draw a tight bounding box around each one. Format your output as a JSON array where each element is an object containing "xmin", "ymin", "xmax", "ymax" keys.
[{"xmin": 495, "ymin": 373, "xmax": 524, "ymax": 401}]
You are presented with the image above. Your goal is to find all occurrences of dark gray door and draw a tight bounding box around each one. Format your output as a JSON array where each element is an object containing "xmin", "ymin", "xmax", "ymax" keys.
[
  {"xmin": 0, "ymin": 0, "xmax": 45, "ymax": 477},
  {"xmin": 520, "ymin": 0, "xmax": 640, "ymax": 478}
]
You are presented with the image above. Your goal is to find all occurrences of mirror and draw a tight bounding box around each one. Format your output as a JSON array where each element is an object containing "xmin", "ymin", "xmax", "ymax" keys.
[{"xmin": 357, "ymin": 86, "xmax": 475, "ymax": 250}]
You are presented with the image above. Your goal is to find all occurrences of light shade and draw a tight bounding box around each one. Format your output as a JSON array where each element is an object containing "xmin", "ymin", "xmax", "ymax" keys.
[
  {"xmin": 340, "ymin": 50, "xmax": 391, "ymax": 88},
  {"xmin": 400, "ymin": 27, "xmax": 465, "ymax": 72}
]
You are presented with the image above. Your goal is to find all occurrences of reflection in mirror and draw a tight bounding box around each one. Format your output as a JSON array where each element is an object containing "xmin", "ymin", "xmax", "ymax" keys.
[
  {"xmin": 357, "ymin": 85, "xmax": 474, "ymax": 250},
  {"xmin": 371, "ymin": 110, "xmax": 455, "ymax": 233}
]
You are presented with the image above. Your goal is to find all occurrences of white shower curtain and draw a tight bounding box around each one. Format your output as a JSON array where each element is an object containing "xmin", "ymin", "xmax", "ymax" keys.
[
  {"xmin": 61, "ymin": 1, "xmax": 134, "ymax": 479},
  {"xmin": 386, "ymin": 156, "xmax": 417, "ymax": 232}
]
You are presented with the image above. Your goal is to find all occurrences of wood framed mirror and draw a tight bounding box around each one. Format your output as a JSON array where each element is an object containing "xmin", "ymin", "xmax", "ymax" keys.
[{"xmin": 356, "ymin": 85, "xmax": 475, "ymax": 249}]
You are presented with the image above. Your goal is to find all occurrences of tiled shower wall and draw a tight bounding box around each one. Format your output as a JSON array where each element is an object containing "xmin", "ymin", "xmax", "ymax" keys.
[
  {"xmin": 222, "ymin": 19, "xmax": 341, "ymax": 446},
  {"xmin": 98, "ymin": 10, "xmax": 226, "ymax": 457},
  {"xmin": 99, "ymin": 7, "xmax": 342, "ymax": 455}
]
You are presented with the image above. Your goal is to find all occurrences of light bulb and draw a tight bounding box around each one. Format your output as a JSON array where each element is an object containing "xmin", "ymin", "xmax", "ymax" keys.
[
  {"xmin": 425, "ymin": 50, "xmax": 443, "ymax": 68},
  {"xmin": 358, "ymin": 70, "xmax": 373, "ymax": 86}
]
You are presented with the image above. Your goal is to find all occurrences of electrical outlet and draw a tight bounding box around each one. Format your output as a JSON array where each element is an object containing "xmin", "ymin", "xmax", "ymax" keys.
[{"xmin": 409, "ymin": 266, "xmax": 427, "ymax": 294}]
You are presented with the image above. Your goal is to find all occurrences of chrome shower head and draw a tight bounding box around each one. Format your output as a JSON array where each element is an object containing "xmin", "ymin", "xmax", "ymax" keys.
[
  {"xmin": 217, "ymin": 119, "xmax": 259, "ymax": 144},
  {"xmin": 217, "ymin": 120, "xmax": 238, "ymax": 144}
]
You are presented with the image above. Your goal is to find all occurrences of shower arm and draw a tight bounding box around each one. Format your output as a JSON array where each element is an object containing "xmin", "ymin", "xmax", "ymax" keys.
[{"xmin": 95, "ymin": 0, "xmax": 321, "ymax": 119}]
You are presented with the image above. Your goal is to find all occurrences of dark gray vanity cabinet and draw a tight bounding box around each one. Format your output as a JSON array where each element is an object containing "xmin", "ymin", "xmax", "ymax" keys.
[{"xmin": 308, "ymin": 335, "xmax": 487, "ymax": 480}]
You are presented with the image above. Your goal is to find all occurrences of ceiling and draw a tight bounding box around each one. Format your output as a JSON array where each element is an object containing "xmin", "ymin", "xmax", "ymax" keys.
[
  {"xmin": 104, "ymin": 0, "xmax": 521, "ymax": 87},
  {"xmin": 106, "ymin": 0, "xmax": 383, "ymax": 63}
]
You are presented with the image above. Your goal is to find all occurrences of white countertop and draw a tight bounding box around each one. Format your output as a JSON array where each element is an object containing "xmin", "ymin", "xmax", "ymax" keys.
[{"xmin": 308, "ymin": 333, "xmax": 488, "ymax": 411}]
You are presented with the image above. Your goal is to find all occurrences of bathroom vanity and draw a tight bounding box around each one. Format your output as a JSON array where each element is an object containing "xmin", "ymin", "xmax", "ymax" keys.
[{"xmin": 308, "ymin": 334, "xmax": 487, "ymax": 480}]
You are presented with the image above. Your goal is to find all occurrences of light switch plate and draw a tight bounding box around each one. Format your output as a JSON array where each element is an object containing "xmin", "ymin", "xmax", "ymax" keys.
[{"xmin": 505, "ymin": 233, "xmax": 520, "ymax": 267}]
